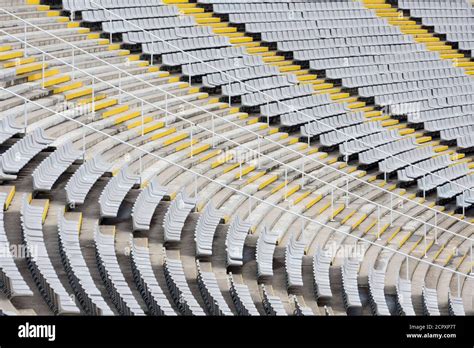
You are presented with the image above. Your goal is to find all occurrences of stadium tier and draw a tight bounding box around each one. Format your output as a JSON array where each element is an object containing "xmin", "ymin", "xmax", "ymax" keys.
[{"xmin": 0, "ymin": 0, "xmax": 472, "ymax": 317}]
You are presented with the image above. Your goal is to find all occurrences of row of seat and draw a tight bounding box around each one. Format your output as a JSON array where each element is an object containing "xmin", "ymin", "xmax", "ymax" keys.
[
  {"xmin": 359, "ymin": 138, "xmax": 418, "ymax": 167},
  {"xmin": 142, "ymin": 36, "xmax": 231, "ymax": 56},
  {"xmin": 82, "ymin": 6, "xmax": 178, "ymax": 23},
  {"xmin": 312, "ymin": 51, "xmax": 440, "ymax": 71},
  {"xmin": 359, "ymin": 76, "xmax": 470, "ymax": 98},
  {"xmin": 228, "ymin": 273, "xmax": 259, "ymax": 315},
  {"xmin": 94, "ymin": 225, "xmax": 145, "ymax": 315},
  {"xmin": 229, "ymin": 10, "xmax": 377, "ymax": 24},
  {"xmin": 20, "ymin": 196, "xmax": 80, "ymax": 314},
  {"xmin": 247, "ymin": 18, "xmax": 389, "ymax": 33},
  {"xmin": 222, "ymin": 75, "xmax": 297, "ymax": 98},
  {"xmin": 132, "ymin": 180, "xmax": 167, "ymax": 231},
  {"xmin": 448, "ymin": 292, "xmax": 466, "ymax": 316},
  {"xmin": 58, "ymin": 212, "xmax": 114, "ymax": 315},
  {"xmin": 65, "ymin": 155, "xmax": 110, "ymax": 205},
  {"xmin": 397, "ymin": 153, "xmax": 451, "ymax": 185},
  {"xmin": 99, "ymin": 166, "xmax": 139, "ymax": 218},
  {"xmin": 328, "ymin": 60, "xmax": 452, "ymax": 81},
  {"xmin": 182, "ymin": 55, "xmax": 263, "ymax": 78},
  {"xmin": 381, "ymin": 146, "xmax": 436, "ymax": 176},
  {"xmin": 130, "ymin": 238, "xmax": 176, "ymax": 315},
  {"xmin": 300, "ymin": 112, "xmax": 364, "ymax": 139},
  {"xmin": 0, "ymin": 192, "xmax": 33, "ymax": 298},
  {"xmin": 196, "ymin": 261, "xmax": 233, "ymax": 315},
  {"xmin": 163, "ymin": 191, "xmax": 196, "ymax": 243},
  {"xmin": 0, "ymin": 114, "xmax": 22, "ymax": 146},
  {"xmin": 202, "ymin": 65, "xmax": 280, "ymax": 89},
  {"xmin": 417, "ymin": 163, "xmax": 469, "ymax": 193},
  {"xmin": 260, "ymin": 284, "xmax": 287, "ymax": 316},
  {"xmin": 0, "ymin": 128, "xmax": 52, "ymax": 180},
  {"xmin": 376, "ymin": 83, "xmax": 474, "ymax": 106},
  {"xmin": 340, "ymin": 130, "xmax": 402, "ymax": 161},
  {"xmin": 341, "ymin": 258, "xmax": 362, "ymax": 315},
  {"xmin": 63, "ymin": 0, "xmax": 166, "ymax": 12},
  {"xmin": 123, "ymin": 26, "xmax": 214, "ymax": 45},
  {"xmin": 299, "ymin": 43, "xmax": 424, "ymax": 62},
  {"xmin": 262, "ymin": 93, "xmax": 333, "ymax": 119},
  {"xmin": 225, "ymin": 216, "xmax": 251, "ymax": 267},
  {"xmin": 367, "ymin": 268, "xmax": 390, "ymax": 316},
  {"xmin": 284, "ymin": 234, "xmax": 306, "ymax": 288},
  {"xmin": 398, "ymin": 0, "xmax": 471, "ymax": 9},
  {"xmin": 162, "ymin": 46, "xmax": 246, "ymax": 68},
  {"xmin": 395, "ymin": 278, "xmax": 416, "ymax": 316},
  {"xmin": 422, "ymin": 286, "xmax": 441, "ymax": 316},
  {"xmin": 211, "ymin": 1, "xmax": 363, "ymax": 13},
  {"xmin": 33, "ymin": 141, "xmax": 82, "ymax": 192},
  {"xmin": 102, "ymin": 16, "xmax": 195, "ymax": 34},
  {"xmin": 437, "ymin": 174, "xmax": 474, "ymax": 201},
  {"xmin": 312, "ymin": 247, "xmax": 332, "ymax": 302},
  {"xmin": 194, "ymin": 202, "xmax": 222, "ymax": 258},
  {"xmin": 163, "ymin": 256, "xmax": 206, "ymax": 316}
]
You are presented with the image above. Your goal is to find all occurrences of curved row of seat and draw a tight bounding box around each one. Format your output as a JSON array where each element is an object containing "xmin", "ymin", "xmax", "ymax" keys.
[
  {"xmin": 0, "ymin": 0, "xmax": 472, "ymax": 317},
  {"xmin": 367, "ymin": 267, "xmax": 390, "ymax": 316},
  {"xmin": 225, "ymin": 216, "xmax": 251, "ymax": 267},
  {"xmin": 255, "ymin": 227, "xmax": 278, "ymax": 278},
  {"xmin": 284, "ymin": 234, "xmax": 306, "ymax": 288},
  {"xmin": 341, "ymin": 258, "xmax": 362, "ymax": 315},
  {"xmin": 0, "ymin": 193, "xmax": 33, "ymax": 298},
  {"xmin": 228, "ymin": 273, "xmax": 260, "ymax": 316},
  {"xmin": 99, "ymin": 166, "xmax": 139, "ymax": 218},
  {"xmin": 94, "ymin": 225, "xmax": 145, "ymax": 315},
  {"xmin": 0, "ymin": 128, "xmax": 52, "ymax": 180},
  {"xmin": 132, "ymin": 180, "xmax": 167, "ymax": 231},
  {"xmin": 163, "ymin": 191, "xmax": 197, "ymax": 243},
  {"xmin": 395, "ymin": 277, "xmax": 416, "ymax": 316},
  {"xmin": 163, "ymin": 256, "xmax": 206, "ymax": 316},
  {"xmin": 194, "ymin": 202, "xmax": 222, "ymax": 258},
  {"xmin": 312, "ymin": 247, "xmax": 332, "ymax": 302},
  {"xmin": 260, "ymin": 284, "xmax": 287, "ymax": 316},
  {"xmin": 33, "ymin": 142, "xmax": 83, "ymax": 192},
  {"xmin": 196, "ymin": 261, "xmax": 233, "ymax": 315}
]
